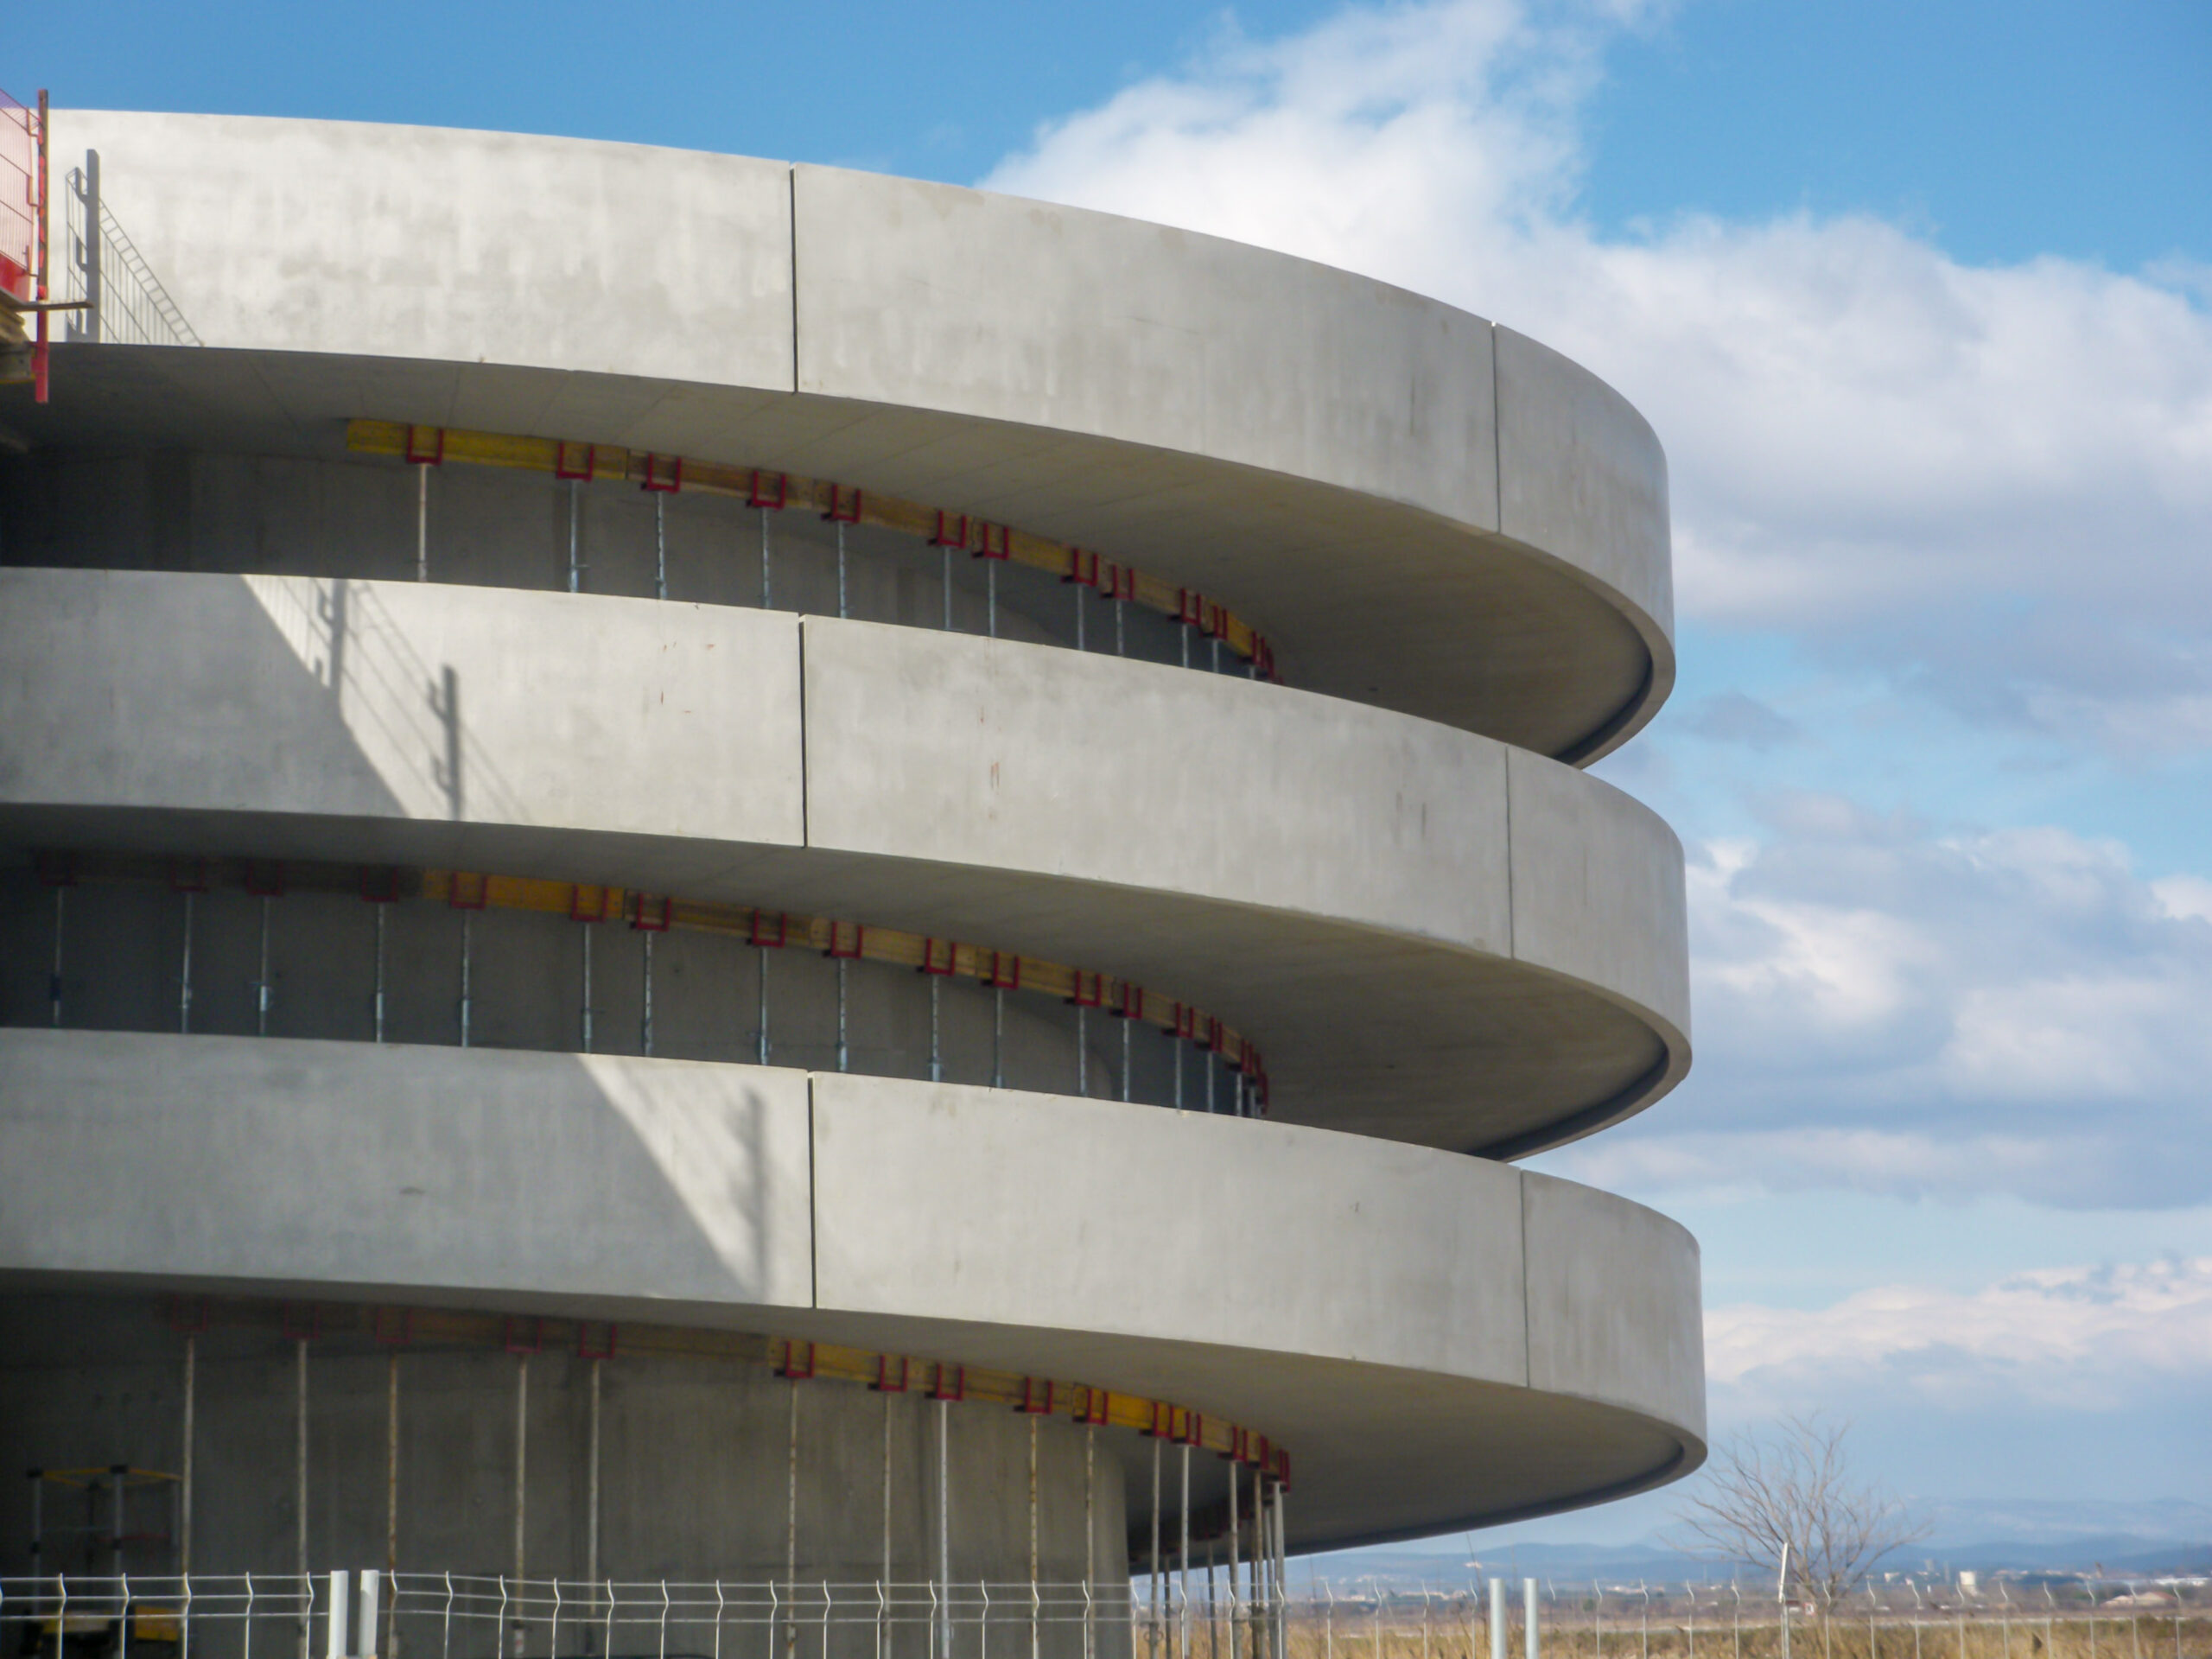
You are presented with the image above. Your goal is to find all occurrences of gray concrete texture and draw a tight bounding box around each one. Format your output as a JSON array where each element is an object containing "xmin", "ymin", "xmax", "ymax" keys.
[
  {"xmin": 0, "ymin": 567, "xmax": 1688, "ymax": 1154},
  {"xmin": 1, "ymin": 1294, "xmax": 1126, "ymax": 1659},
  {"xmin": 26, "ymin": 111, "xmax": 1674, "ymax": 761},
  {"xmin": 0, "ymin": 1028, "xmax": 1705, "ymax": 1548}
]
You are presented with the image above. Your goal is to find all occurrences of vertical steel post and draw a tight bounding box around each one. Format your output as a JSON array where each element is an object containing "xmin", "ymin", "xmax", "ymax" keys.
[
  {"xmin": 514, "ymin": 1355, "xmax": 529, "ymax": 1646},
  {"xmin": 386, "ymin": 1357, "xmax": 400, "ymax": 1659},
  {"xmin": 882, "ymin": 1393, "xmax": 894, "ymax": 1653},
  {"xmin": 179, "ymin": 890, "xmax": 194, "ymax": 1033},
  {"xmin": 938, "ymin": 1399, "xmax": 951, "ymax": 1659},
  {"xmin": 416, "ymin": 463, "xmax": 430, "ymax": 583},
  {"xmin": 48, "ymin": 885, "xmax": 64, "ymax": 1027},
  {"xmin": 1074, "ymin": 582, "xmax": 1085, "ymax": 652},
  {"xmin": 761, "ymin": 509, "xmax": 773, "ymax": 609},
  {"xmin": 459, "ymin": 913, "xmax": 473, "ymax": 1049},
  {"xmin": 1121, "ymin": 1016, "xmax": 1132, "ymax": 1103},
  {"xmin": 758, "ymin": 947, "xmax": 771, "ymax": 1064},
  {"xmin": 372, "ymin": 901, "xmax": 387, "ymax": 1044},
  {"xmin": 1077, "ymin": 1006, "xmax": 1088, "ymax": 1096},
  {"xmin": 1228, "ymin": 1468, "xmax": 1241, "ymax": 1659},
  {"xmin": 942, "ymin": 548, "xmax": 953, "ymax": 630},
  {"xmin": 655, "ymin": 493, "xmax": 668, "ymax": 601},
  {"xmin": 296, "ymin": 1340, "xmax": 310, "ymax": 1659},
  {"xmin": 1028, "ymin": 1415, "xmax": 1040, "ymax": 1659},
  {"xmin": 32, "ymin": 91, "xmax": 49, "ymax": 404},
  {"xmin": 1084, "ymin": 1427, "xmax": 1097, "ymax": 1659},
  {"xmin": 785, "ymin": 1380, "xmax": 799, "ymax": 1659},
  {"xmin": 81, "ymin": 149, "xmax": 102, "ymax": 343},
  {"xmin": 586, "ymin": 1358, "xmax": 601, "ymax": 1592},
  {"xmin": 837, "ymin": 958, "xmax": 849, "ymax": 1073},
  {"xmin": 642, "ymin": 931, "xmax": 655, "ymax": 1058},
  {"xmin": 581, "ymin": 925, "xmax": 594, "ymax": 1053},
  {"xmin": 257, "ymin": 896, "xmax": 274, "ymax": 1036},
  {"xmin": 1492, "ymin": 1582, "xmax": 1508, "ymax": 1659},
  {"xmin": 180, "ymin": 1336, "xmax": 196, "ymax": 1575},
  {"xmin": 1150, "ymin": 1438, "xmax": 1163, "ymax": 1659},
  {"xmin": 1525, "ymin": 1581, "xmax": 1538, "ymax": 1659},
  {"xmin": 569, "ymin": 480, "xmax": 582, "ymax": 594},
  {"xmin": 836, "ymin": 522, "xmax": 848, "ymax": 619},
  {"xmin": 929, "ymin": 976, "xmax": 942, "ymax": 1083},
  {"xmin": 1172, "ymin": 1034, "xmax": 1184, "ymax": 1111},
  {"xmin": 987, "ymin": 562, "xmax": 998, "ymax": 639},
  {"xmin": 1179, "ymin": 1444, "xmax": 1192, "ymax": 1659},
  {"xmin": 993, "ymin": 987, "xmax": 1005, "ymax": 1089}
]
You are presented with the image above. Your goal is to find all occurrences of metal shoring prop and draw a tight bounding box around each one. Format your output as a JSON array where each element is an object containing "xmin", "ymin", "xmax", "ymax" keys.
[
  {"xmin": 1115, "ymin": 593, "xmax": 1126, "ymax": 658},
  {"xmin": 1149, "ymin": 1438, "xmax": 1163, "ymax": 1659},
  {"xmin": 1211, "ymin": 634, "xmax": 1222, "ymax": 675},
  {"xmin": 179, "ymin": 888, "xmax": 195, "ymax": 1033},
  {"xmin": 587, "ymin": 1357, "xmax": 601, "ymax": 1606},
  {"xmin": 569, "ymin": 480, "xmax": 583, "ymax": 594},
  {"xmin": 1204, "ymin": 1046, "xmax": 1215, "ymax": 1115},
  {"xmin": 837, "ymin": 957, "xmax": 849, "ymax": 1073},
  {"xmin": 1227, "ymin": 1465, "xmax": 1240, "ymax": 1659},
  {"xmin": 1028, "ymin": 1414, "xmax": 1040, "ymax": 1659},
  {"xmin": 785, "ymin": 1377, "xmax": 799, "ymax": 1659},
  {"xmin": 459, "ymin": 912, "xmax": 474, "ymax": 1049},
  {"xmin": 1076, "ymin": 1005, "xmax": 1088, "ymax": 1096},
  {"xmin": 837, "ymin": 521, "xmax": 849, "ymax": 620},
  {"xmin": 656, "ymin": 493, "xmax": 669, "ymax": 602},
  {"xmin": 1084, "ymin": 1425, "xmax": 1097, "ymax": 1659},
  {"xmin": 1074, "ymin": 578, "xmax": 1086, "ymax": 652},
  {"xmin": 1272, "ymin": 1481, "xmax": 1286, "ymax": 1659},
  {"xmin": 417, "ymin": 462, "xmax": 431, "ymax": 583},
  {"xmin": 930, "ymin": 975, "xmax": 942, "ymax": 1083},
  {"xmin": 1171, "ymin": 1029, "xmax": 1184, "ymax": 1111},
  {"xmin": 385, "ymin": 1351, "xmax": 400, "ymax": 1659},
  {"xmin": 1121, "ymin": 1015, "xmax": 1133, "ymax": 1103},
  {"xmin": 1179, "ymin": 1443, "xmax": 1192, "ymax": 1659},
  {"xmin": 643, "ymin": 928, "xmax": 657, "ymax": 1058},
  {"xmin": 762, "ymin": 508, "xmax": 774, "ymax": 609},
  {"xmin": 48, "ymin": 883, "xmax": 64, "ymax": 1027},
  {"xmin": 942, "ymin": 548, "xmax": 954, "ymax": 630},
  {"xmin": 296, "ymin": 1338, "xmax": 309, "ymax": 1659},
  {"xmin": 373, "ymin": 897, "xmax": 391, "ymax": 1044},
  {"xmin": 759, "ymin": 945, "xmax": 771, "ymax": 1065},
  {"xmin": 938, "ymin": 1398, "xmax": 952, "ymax": 1659},
  {"xmin": 1180, "ymin": 619, "xmax": 1192, "ymax": 669},
  {"xmin": 582, "ymin": 918, "xmax": 595, "ymax": 1053},
  {"xmin": 1491, "ymin": 1580, "xmax": 1508, "ymax": 1659},
  {"xmin": 181, "ymin": 1333, "xmax": 196, "ymax": 1581},
  {"xmin": 881, "ymin": 1393, "xmax": 894, "ymax": 1659},
  {"xmin": 257, "ymin": 895, "xmax": 274, "ymax": 1036},
  {"xmin": 994, "ymin": 986, "xmax": 1006, "ymax": 1089},
  {"xmin": 515, "ymin": 1352, "xmax": 530, "ymax": 1650},
  {"xmin": 1207, "ymin": 1542, "xmax": 1219, "ymax": 1659},
  {"xmin": 1523, "ymin": 1580, "xmax": 1537, "ymax": 1659},
  {"xmin": 988, "ymin": 560, "xmax": 998, "ymax": 640}
]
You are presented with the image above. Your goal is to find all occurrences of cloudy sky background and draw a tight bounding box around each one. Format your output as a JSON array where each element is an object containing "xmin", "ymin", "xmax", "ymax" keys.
[{"xmin": 22, "ymin": 0, "xmax": 2210, "ymax": 1533}]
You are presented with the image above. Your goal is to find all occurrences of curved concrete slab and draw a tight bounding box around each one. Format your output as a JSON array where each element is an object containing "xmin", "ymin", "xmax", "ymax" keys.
[
  {"xmin": 0, "ymin": 569, "xmax": 1688, "ymax": 1153},
  {"xmin": 27, "ymin": 110, "xmax": 1673, "ymax": 760},
  {"xmin": 0, "ymin": 1029, "xmax": 1705, "ymax": 1548}
]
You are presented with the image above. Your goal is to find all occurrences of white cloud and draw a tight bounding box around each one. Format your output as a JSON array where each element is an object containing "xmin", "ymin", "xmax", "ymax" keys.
[
  {"xmin": 1707, "ymin": 1256, "xmax": 2212, "ymax": 1415},
  {"xmin": 1550, "ymin": 804, "xmax": 2212, "ymax": 1207},
  {"xmin": 982, "ymin": 0, "xmax": 2212, "ymax": 753}
]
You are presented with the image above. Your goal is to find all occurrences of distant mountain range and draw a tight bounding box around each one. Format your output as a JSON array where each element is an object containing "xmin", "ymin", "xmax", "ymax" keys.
[{"xmin": 1297, "ymin": 1500, "xmax": 2212, "ymax": 1588}]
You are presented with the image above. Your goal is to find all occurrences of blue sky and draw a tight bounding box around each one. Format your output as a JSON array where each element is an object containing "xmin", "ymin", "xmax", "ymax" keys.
[{"xmin": 16, "ymin": 0, "xmax": 2211, "ymax": 1535}]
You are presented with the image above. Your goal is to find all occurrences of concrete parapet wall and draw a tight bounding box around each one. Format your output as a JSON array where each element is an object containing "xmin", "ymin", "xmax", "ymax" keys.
[{"xmin": 0, "ymin": 1028, "xmax": 1705, "ymax": 1547}]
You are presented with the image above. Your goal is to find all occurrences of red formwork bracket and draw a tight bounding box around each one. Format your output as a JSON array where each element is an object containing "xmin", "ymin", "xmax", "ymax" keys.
[
  {"xmin": 630, "ymin": 893, "xmax": 673, "ymax": 932},
  {"xmin": 748, "ymin": 909, "xmax": 790, "ymax": 949},
  {"xmin": 1203, "ymin": 601, "xmax": 1226, "ymax": 639},
  {"xmin": 1176, "ymin": 588, "xmax": 1205, "ymax": 628},
  {"xmin": 1141, "ymin": 1401, "xmax": 1173, "ymax": 1440},
  {"xmin": 1015, "ymin": 1377, "xmax": 1055, "ymax": 1415},
  {"xmin": 1110, "ymin": 983, "xmax": 1146, "ymax": 1022},
  {"xmin": 871, "ymin": 1355, "xmax": 911, "ymax": 1394},
  {"xmin": 918, "ymin": 938, "xmax": 958, "ymax": 976},
  {"xmin": 929, "ymin": 511, "xmax": 969, "ymax": 550},
  {"xmin": 1272, "ymin": 1449, "xmax": 1292, "ymax": 1490},
  {"xmin": 1224, "ymin": 1427, "xmax": 1254, "ymax": 1465},
  {"xmin": 448, "ymin": 871, "xmax": 490, "ymax": 911},
  {"xmin": 931, "ymin": 1363, "xmax": 966, "ymax": 1402},
  {"xmin": 503, "ymin": 1316, "xmax": 544, "ymax": 1356},
  {"xmin": 778, "ymin": 1340, "xmax": 816, "ymax": 1382},
  {"xmin": 747, "ymin": 470, "xmax": 789, "ymax": 511},
  {"xmin": 973, "ymin": 522, "xmax": 1012, "ymax": 561},
  {"xmin": 1067, "ymin": 970, "xmax": 1105, "ymax": 1009},
  {"xmin": 640, "ymin": 453, "xmax": 682, "ymax": 493},
  {"xmin": 244, "ymin": 861, "xmax": 288, "ymax": 899},
  {"xmin": 569, "ymin": 884, "xmax": 614, "ymax": 924},
  {"xmin": 359, "ymin": 866, "xmax": 402, "ymax": 905},
  {"xmin": 1079, "ymin": 1386, "xmax": 1110, "ymax": 1427},
  {"xmin": 1064, "ymin": 549, "xmax": 1100, "ymax": 588},
  {"xmin": 1177, "ymin": 1408, "xmax": 1205, "ymax": 1448},
  {"xmin": 371, "ymin": 1307, "xmax": 414, "ymax": 1347},
  {"xmin": 553, "ymin": 441, "xmax": 597, "ymax": 481},
  {"xmin": 404, "ymin": 425, "xmax": 445, "ymax": 467},
  {"xmin": 34, "ymin": 850, "xmax": 76, "ymax": 887},
  {"xmin": 168, "ymin": 857, "xmax": 211, "ymax": 894},
  {"xmin": 982, "ymin": 950, "xmax": 1022, "ymax": 991},
  {"xmin": 824, "ymin": 920, "xmax": 865, "ymax": 960},
  {"xmin": 1166, "ymin": 1001, "xmax": 1198, "ymax": 1043},
  {"xmin": 576, "ymin": 1320, "xmax": 619, "ymax": 1361},
  {"xmin": 1203, "ymin": 1016, "xmax": 1225, "ymax": 1054},
  {"xmin": 823, "ymin": 484, "xmax": 862, "ymax": 524},
  {"xmin": 161, "ymin": 1294, "xmax": 211, "ymax": 1336},
  {"xmin": 1102, "ymin": 563, "xmax": 1136, "ymax": 602}
]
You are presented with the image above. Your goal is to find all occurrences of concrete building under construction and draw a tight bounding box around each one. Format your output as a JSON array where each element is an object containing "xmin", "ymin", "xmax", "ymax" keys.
[{"xmin": 0, "ymin": 104, "xmax": 1702, "ymax": 1659}]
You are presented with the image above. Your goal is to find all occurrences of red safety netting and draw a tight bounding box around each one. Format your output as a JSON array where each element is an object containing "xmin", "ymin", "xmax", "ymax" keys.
[{"xmin": 0, "ymin": 86, "xmax": 36, "ymax": 304}]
